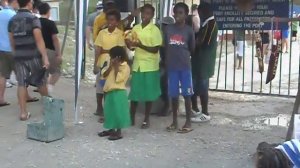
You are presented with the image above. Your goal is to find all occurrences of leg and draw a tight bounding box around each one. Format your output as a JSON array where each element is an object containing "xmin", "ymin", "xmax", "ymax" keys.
[
  {"xmin": 200, "ymin": 91, "xmax": 209, "ymax": 116},
  {"xmin": 37, "ymin": 84, "xmax": 48, "ymax": 97},
  {"xmin": 18, "ymin": 86, "xmax": 29, "ymax": 120},
  {"xmin": 191, "ymin": 94, "xmax": 199, "ymax": 112},
  {"xmin": 169, "ymin": 97, "xmax": 179, "ymax": 129},
  {"xmin": 183, "ymin": 96, "xmax": 192, "ymax": 128},
  {"xmin": 97, "ymin": 94, "xmax": 104, "ymax": 123},
  {"xmin": 238, "ymin": 57, "xmax": 243, "ymax": 69},
  {"xmin": 159, "ymin": 70, "xmax": 170, "ymax": 116},
  {"xmin": 130, "ymin": 101, "xmax": 138, "ymax": 126},
  {"xmin": 0, "ymin": 76, "xmax": 7, "ymax": 104},
  {"xmin": 141, "ymin": 101, "xmax": 152, "ymax": 129}
]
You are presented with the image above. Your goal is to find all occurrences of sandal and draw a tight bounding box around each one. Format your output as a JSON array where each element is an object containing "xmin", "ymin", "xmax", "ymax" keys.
[
  {"xmin": 0, "ymin": 102, "xmax": 10, "ymax": 107},
  {"xmin": 141, "ymin": 122, "xmax": 149, "ymax": 129},
  {"xmin": 166, "ymin": 124, "xmax": 177, "ymax": 132},
  {"xmin": 27, "ymin": 97, "xmax": 39, "ymax": 103},
  {"xmin": 177, "ymin": 127, "xmax": 193, "ymax": 134},
  {"xmin": 20, "ymin": 112, "xmax": 31, "ymax": 121},
  {"xmin": 108, "ymin": 135, "xmax": 123, "ymax": 141},
  {"xmin": 98, "ymin": 130, "xmax": 111, "ymax": 137}
]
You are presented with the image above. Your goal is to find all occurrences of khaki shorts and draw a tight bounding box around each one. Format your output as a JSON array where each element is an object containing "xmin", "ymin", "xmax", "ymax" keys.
[
  {"xmin": 0, "ymin": 51, "xmax": 14, "ymax": 79},
  {"xmin": 47, "ymin": 49, "xmax": 61, "ymax": 75}
]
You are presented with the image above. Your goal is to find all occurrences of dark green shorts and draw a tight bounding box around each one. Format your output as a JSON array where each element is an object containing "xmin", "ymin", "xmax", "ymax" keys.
[{"xmin": 0, "ymin": 51, "xmax": 14, "ymax": 79}]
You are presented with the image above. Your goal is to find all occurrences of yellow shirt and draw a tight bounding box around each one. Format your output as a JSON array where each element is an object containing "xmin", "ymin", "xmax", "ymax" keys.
[
  {"xmin": 103, "ymin": 62, "xmax": 130, "ymax": 92},
  {"xmin": 93, "ymin": 12, "xmax": 125, "ymax": 41},
  {"xmin": 94, "ymin": 28, "xmax": 125, "ymax": 68},
  {"xmin": 131, "ymin": 23, "xmax": 162, "ymax": 72}
]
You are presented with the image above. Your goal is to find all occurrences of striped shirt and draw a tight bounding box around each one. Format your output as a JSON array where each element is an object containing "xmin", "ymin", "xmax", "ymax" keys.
[{"xmin": 8, "ymin": 9, "xmax": 41, "ymax": 59}]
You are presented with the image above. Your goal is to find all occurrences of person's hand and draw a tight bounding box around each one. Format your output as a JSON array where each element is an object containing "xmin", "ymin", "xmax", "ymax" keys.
[
  {"xmin": 131, "ymin": 40, "xmax": 141, "ymax": 48},
  {"xmin": 42, "ymin": 55, "xmax": 50, "ymax": 69},
  {"xmin": 93, "ymin": 65, "xmax": 99, "ymax": 75}
]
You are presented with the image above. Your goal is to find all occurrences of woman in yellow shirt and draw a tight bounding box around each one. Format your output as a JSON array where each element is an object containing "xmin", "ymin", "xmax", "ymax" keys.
[
  {"xmin": 98, "ymin": 46, "xmax": 131, "ymax": 141},
  {"xmin": 126, "ymin": 4, "xmax": 163, "ymax": 129}
]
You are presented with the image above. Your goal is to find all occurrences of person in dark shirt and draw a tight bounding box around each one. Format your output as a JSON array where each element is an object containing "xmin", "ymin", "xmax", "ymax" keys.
[
  {"xmin": 191, "ymin": 2, "xmax": 218, "ymax": 123},
  {"xmin": 38, "ymin": 2, "xmax": 61, "ymax": 96},
  {"xmin": 9, "ymin": 0, "xmax": 49, "ymax": 121}
]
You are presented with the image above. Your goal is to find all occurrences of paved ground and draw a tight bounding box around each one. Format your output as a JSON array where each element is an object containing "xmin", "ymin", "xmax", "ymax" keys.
[{"xmin": 0, "ymin": 78, "xmax": 295, "ymax": 168}]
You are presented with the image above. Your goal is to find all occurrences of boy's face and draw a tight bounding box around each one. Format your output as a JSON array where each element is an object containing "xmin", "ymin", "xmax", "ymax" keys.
[
  {"xmin": 174, "ymin": 7, "xmax": 187, "ymax": 24},
  {"xmin": 141, "ymin": 8, "xmax": 153, "ymax": 23},
  {"xmin": 107, "ymin": 15, "xmax": 119, "ymax": 29}
]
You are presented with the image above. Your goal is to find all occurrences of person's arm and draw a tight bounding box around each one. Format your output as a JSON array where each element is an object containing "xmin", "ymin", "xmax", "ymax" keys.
[
  {"xmin": 93, "ymin": 16, "xmax": 100, "ymax": 42},
  {"xmin": 189, "ymin": 29, "xmax": 196, "ymax": 56},
  {"xmin": 52, "ymin": 34, "xmax": 61, "ymax": 62},
  {"xmin": 136, "ymin": 42, "xmax": 160, "ymax": 53},
  {"xmin": 86, "ymin": 26, "xmax": 93, "ymax": 50},
  {"xmin": 8, "ymin": 33, "xmax": 15, "ymax": 54},
  {"xmin": 134, "ymin": 26, "xmax": 162, "ymax": 54},
  {"xmin": 33, "ymin": 28, "xmax": 49, "ymax": 69},
  {"xmin": 103, "ymin": 63, "xmax": 113, "ymax": 78},
  {"xmin": 192, "ymin": 16, "xmax": 200, "ymax": 32}
]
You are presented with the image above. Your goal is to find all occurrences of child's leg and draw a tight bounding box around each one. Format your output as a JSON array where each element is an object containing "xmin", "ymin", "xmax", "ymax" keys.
[
  {"xmin": 200, "ymin": 91, "xmax": 209, "ymax": 116},
  {"xmin": 171, "ymin": 97, "xmax": 179, "ymax": 127},
  {"xmin": 96, "ymin": 93, "xmax": 103, "ymax": 115},
  {"xmin": 191, "ymin": 95, "xmax": 199, "ymax": 112},
  {"xmin": 142, "ymin": 101, "xmax": 152, "ymax": 128},
  {"xmin": 130, "ymin": 101, "xmax": 138, "ymax": 126},
  {"xmin": 183, "ymin": 96, "xmax": 192, "ymax": 128}
]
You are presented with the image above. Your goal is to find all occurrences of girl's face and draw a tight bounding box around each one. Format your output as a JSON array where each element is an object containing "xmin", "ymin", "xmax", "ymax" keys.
[
  {"xmin": 107, "ymin": 15, "xmax": 119, "ymax": 29},
  {"xmin": 174, "ymin": 7, "xmax": 187, "ymax": 24},
  {"xmin": 141, "ymin": 8, "xmax": 154, "ymax": 24}
]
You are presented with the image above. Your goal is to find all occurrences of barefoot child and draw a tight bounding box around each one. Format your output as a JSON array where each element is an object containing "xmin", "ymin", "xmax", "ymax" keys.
[
  {"xmin": 93, "ymin": 9, "xmax": 125, "ymax": 123},
  {"xmin": 164, "ymin": 2, "xmax": 195, "ymax": 133},
  {"xmin": 99, "ymin": 46, "xmax": 131, "ymax": 141}
]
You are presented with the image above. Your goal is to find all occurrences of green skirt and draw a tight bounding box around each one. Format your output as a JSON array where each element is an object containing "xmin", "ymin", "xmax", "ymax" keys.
[
  {"xmin": 129, "ymin": 71, "xmax": 161, "ymax": 102},
  {"xmin": 104, "ymin": 90, "xmax": 131, "ymax": 129}
]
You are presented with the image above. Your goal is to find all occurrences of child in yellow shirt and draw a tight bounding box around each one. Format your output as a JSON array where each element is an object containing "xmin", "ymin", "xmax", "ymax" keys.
[
  {"xmin": 93, "ymin": 9, "xmax": 125, "ymax": 123},
  {"xmin": 98, "ymin": 46, "xmax": 131, "ymax": 141}
]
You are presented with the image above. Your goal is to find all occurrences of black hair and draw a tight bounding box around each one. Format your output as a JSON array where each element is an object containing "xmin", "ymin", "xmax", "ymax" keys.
[
  {"xmin": 198, "ymin": 2, "xmax": 213, "ymax": 17},
  {"xmin": 106, "ymin": 9, "xmax": 121, "ymax": 21},
  {"xmin": 173, "ymin": 2, "xmax": 189, "ymax": 15},
  {"xmin": 103, "ymin": 1, "xmax": 116, "ymax": 12},
  {"xmin": 33, "ymin": 0, "xmax": 41, "ymax": 9},
  {"xmin": 17, "ymin": 0, "xmax": 31, "ymax": 8},
  {"xmin": 38, "ymin": 2, "xmax": 50, "ymax": 15},
  {"xmin": 109, "ymin": 46, "xmax": 128, "ymax": 62},
  {"xmin": 7, "ymin": 0, "xmax": 16, "ymax": 4},
  {"xmin": 141, "ymin": 4, "xmax": 155, "ymax": 14},
  {"xmin": 256, "ymin": 142, "xmax": 292, "ymax": 168}
]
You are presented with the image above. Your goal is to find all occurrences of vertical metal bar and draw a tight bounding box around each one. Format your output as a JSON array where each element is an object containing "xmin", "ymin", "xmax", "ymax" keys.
[
  {"xmin": 279, "ymin": 40, "xmax": 283, "ymax": 95},
  {"xmin": 251, "ymin": 30, "xmax": 254, "ymax": 93},
  {"xmin": 233, "ymin": 30, "xmax": 236, "ymax": 91},
  {"xmin": 242, "ymin": 30, "xmax": 245, "ymax": 92},
  {"xmin": 216, "ymin": 30, "xmax": 224, "ymax": 89},
  {"xmin": 289, "ymin": 1, "xmax": 294, "ymax": 96},
  {"xmin": 225, "ymin": 30, "xmax": 228, "ymax": 90}
]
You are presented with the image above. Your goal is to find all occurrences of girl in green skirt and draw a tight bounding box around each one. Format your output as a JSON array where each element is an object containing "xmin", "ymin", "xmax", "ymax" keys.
[{"xmin": 98, "ymin": 46, "xmax": 131, "ymax": 141}]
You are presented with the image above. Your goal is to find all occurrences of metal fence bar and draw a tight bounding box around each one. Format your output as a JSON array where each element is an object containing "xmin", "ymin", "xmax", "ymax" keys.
[
  {"xmin": 216, "ymin": 30, "xmax": 224, "ymax": 89},
  {"xmin": 209, "ymin": 89, "xmax": 296, "ymax": 98},
  {"xmin": 251, "ymin": 31, "xmax": 254, "ymax": 92},
  {"xmin": 233, "ymin": 31, "xmax": 236, "ymax": 91},
  {"xmin": 242, "ymin": 31, "xmax": 246, "ymax": 92},
  {"xmin": 225, "ymin": 30, "xmax": 228, "ymax": 90}
]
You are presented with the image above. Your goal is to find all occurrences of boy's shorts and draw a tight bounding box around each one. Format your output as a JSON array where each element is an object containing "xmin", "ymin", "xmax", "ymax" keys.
[
  {"xmin": 168, "ymin": 70, "xmax": 193, "ymax": 98},
  {"xmin": 47, "ymin": 49, "xmax": 61, "ymax": 75},
  {"xmin": 0, "ymin": 51, "xmax": 14, "ymax": 79},
  {"xmin": 193, "ymin": 78, "xmax": 209, "ymax": 96}
]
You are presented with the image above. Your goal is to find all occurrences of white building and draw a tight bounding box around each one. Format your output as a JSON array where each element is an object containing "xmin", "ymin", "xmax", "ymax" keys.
[{"xmin": 42, "ymin": 0, "xmax": 61, "ymax": 21}]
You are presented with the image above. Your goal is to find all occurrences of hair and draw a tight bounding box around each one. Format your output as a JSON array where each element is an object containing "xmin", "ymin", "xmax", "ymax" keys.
[
  {"xmin": 109, "ymin": 46, "xmax": 128, "ymax": 63},
  {"xmin": 106, "ymin": 9, "xmax": 121, "ymax": 21},
  {"xmin": 7, "ymin": 0, "xmax": 16, "ymax": 4},
  {"xmin": 198, "ymin": 2, "xmax": 213, "ymax": 17},
  {"xmin": 173, "ymin": 2, "xmax": 189, "ymax": 15},
  {"xmin": 141, "ymin": 4, "xmax": 155, "ymax": 14},
  {"xmin": 33, "ymin": 0, "xmax": 41, "ymax": 9},
  {"xmin": 256, "ymin": 142, "xmax": 292, "ymax": 168},
  {"xmin": 17, "ymin": 0, "xmax": 31, "ymax": 8},
  {"xmin": 38, "ymin": 2, "xmax": 50, "ymax": 15}
]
